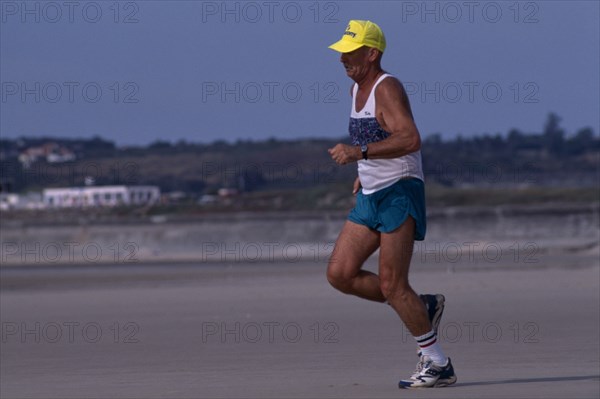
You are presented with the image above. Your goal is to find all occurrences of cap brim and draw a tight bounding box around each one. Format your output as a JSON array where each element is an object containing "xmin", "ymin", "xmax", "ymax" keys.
[{"xmin": 328, "ymin": 39, "xmax": 363, "ymax": 53}]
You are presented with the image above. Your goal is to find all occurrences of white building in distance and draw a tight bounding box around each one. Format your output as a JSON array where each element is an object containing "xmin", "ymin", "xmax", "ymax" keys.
[
  {"xmin": 43, "ymin": 186, "xmax": 160, "ymax": 208},
  {"xmin": 0, "ymin": 192, "xmax": 44, "ymax": 211}
]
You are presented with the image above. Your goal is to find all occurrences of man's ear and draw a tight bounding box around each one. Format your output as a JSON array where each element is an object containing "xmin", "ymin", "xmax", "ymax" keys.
[{"xmin": 368, "ymin": 48, "xmax": 380, "ymax": 62}]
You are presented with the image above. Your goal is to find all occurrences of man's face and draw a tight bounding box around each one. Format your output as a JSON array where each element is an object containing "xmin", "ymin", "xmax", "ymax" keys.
[{"xmin": 340, "ymin": 46, "xmax": 376, "ymax": 81}]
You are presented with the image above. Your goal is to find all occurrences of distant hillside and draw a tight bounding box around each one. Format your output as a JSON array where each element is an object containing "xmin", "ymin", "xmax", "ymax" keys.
[{"xmin": 1, "ymin": 113, "xmax": 598, "ymax": 198}]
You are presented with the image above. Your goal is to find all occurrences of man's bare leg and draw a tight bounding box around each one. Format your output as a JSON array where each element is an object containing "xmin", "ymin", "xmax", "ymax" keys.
[
  {"xmin": 328, "ymin": 217, "xmax": 456, "ymax": 387},
  {"xmin": 326, "ymin": 221, "xmax": 385, "ymax": 302},
  {"xmin": 378, "ymin": 216, "xmax": 431, "ymax": 336}
]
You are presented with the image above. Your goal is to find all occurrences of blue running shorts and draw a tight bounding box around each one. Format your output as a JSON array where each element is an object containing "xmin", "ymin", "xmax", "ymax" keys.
[{"xmin": 348, "ymin": 178, "xmax": 426, "ymax": 240}]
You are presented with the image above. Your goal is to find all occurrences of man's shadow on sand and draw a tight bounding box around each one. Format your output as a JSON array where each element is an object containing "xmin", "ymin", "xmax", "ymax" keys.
[{"xmin": 455, "ymin": 374, "xmax": 599, "ymax": 387}]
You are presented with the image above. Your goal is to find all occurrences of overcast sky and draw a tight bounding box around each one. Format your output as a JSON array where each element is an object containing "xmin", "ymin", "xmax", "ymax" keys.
[{"xmin": 1, "ymin": 0, "xmax": 598, "ymax": 145}]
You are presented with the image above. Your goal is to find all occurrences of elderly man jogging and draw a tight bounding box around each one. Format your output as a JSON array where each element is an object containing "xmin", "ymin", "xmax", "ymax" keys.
[{"xmin": 326, "ymin": 20, "xmax": 457, "ymax": 389}]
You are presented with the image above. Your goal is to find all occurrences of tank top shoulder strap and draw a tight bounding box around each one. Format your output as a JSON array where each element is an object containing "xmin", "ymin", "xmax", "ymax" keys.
[
  {"xmin": 372, "ymin": 73, "xmax": 393, "ymax": 92},
  {"xmin": 363, "ymin": 73, "xmax": 393, "ymax": 115}
]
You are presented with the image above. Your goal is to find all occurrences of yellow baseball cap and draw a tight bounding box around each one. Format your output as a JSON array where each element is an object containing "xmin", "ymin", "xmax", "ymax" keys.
[{"xmin": 328, "ymin": 20, "xmax": 386, "ymax": 53}]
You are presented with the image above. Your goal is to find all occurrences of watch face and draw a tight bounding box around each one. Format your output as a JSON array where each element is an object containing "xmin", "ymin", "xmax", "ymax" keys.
[{"xmin": 361, "ymin": 145, "xmax": 367, "ymax": 152}]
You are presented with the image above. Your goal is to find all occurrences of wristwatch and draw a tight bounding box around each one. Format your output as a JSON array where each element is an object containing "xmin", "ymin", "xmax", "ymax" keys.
[{"xmin": 360, "ymin": 144, "xmax": 368, "ymax": 160}]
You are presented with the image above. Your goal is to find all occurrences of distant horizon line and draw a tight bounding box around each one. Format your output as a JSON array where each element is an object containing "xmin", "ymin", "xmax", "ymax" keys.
[{"xmin": 3, "ymin": 126, "xmax": 598, "ymax": 149}]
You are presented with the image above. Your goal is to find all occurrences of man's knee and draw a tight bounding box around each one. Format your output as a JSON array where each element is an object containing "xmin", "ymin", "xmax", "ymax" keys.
[
  {"xmin": 326, "ymin": 263, "xmax": 354, "ymax": 294},
  {"xmin": 379, "ymin": 276, "xmax": 411, "ymax": 302}
]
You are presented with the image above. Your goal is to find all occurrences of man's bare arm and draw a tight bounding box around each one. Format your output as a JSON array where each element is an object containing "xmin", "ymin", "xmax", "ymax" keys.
[
  {"xmin": 328, "ymin": 77, "xmax": 420, "ymax": 164},
  {"xmin": 365, "ymin": 77, "xmax": 421, "ymax": 159}
]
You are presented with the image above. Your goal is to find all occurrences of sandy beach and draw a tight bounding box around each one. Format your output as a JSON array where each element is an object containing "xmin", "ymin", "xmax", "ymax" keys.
[
  {"xmin": 1, "ymin": 261, "xmax": 599, "ymax": 398},
  {"xmin": 1, "ymin": 207, "xmax": 599, "ymax": 398}
]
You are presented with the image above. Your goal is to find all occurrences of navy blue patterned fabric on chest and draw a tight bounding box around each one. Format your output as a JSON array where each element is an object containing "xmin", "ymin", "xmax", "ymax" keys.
[{"xmin": 349, "ymin": 117, "xmax": 390, "ymax": 146}]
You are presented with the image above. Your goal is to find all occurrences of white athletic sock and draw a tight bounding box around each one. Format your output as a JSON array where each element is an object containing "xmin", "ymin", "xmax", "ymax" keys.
[{"xmin": 414, "ymin": 330, "xmax": 448, "ymax": 366}]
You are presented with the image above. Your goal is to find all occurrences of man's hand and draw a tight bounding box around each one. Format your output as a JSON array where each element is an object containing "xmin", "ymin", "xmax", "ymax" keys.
[
  {"xmin": 352, "ymin": 177, "xmax": 361, "ymax": 195},
  {"xmin": 328, "ymin": 144, "xmax": 360, "ymax": 165}
]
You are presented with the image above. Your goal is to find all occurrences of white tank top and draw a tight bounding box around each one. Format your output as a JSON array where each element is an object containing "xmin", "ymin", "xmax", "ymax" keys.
[{"xmin": 349, "ymin": 73, "xmax": 424, "ymax": 194}]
